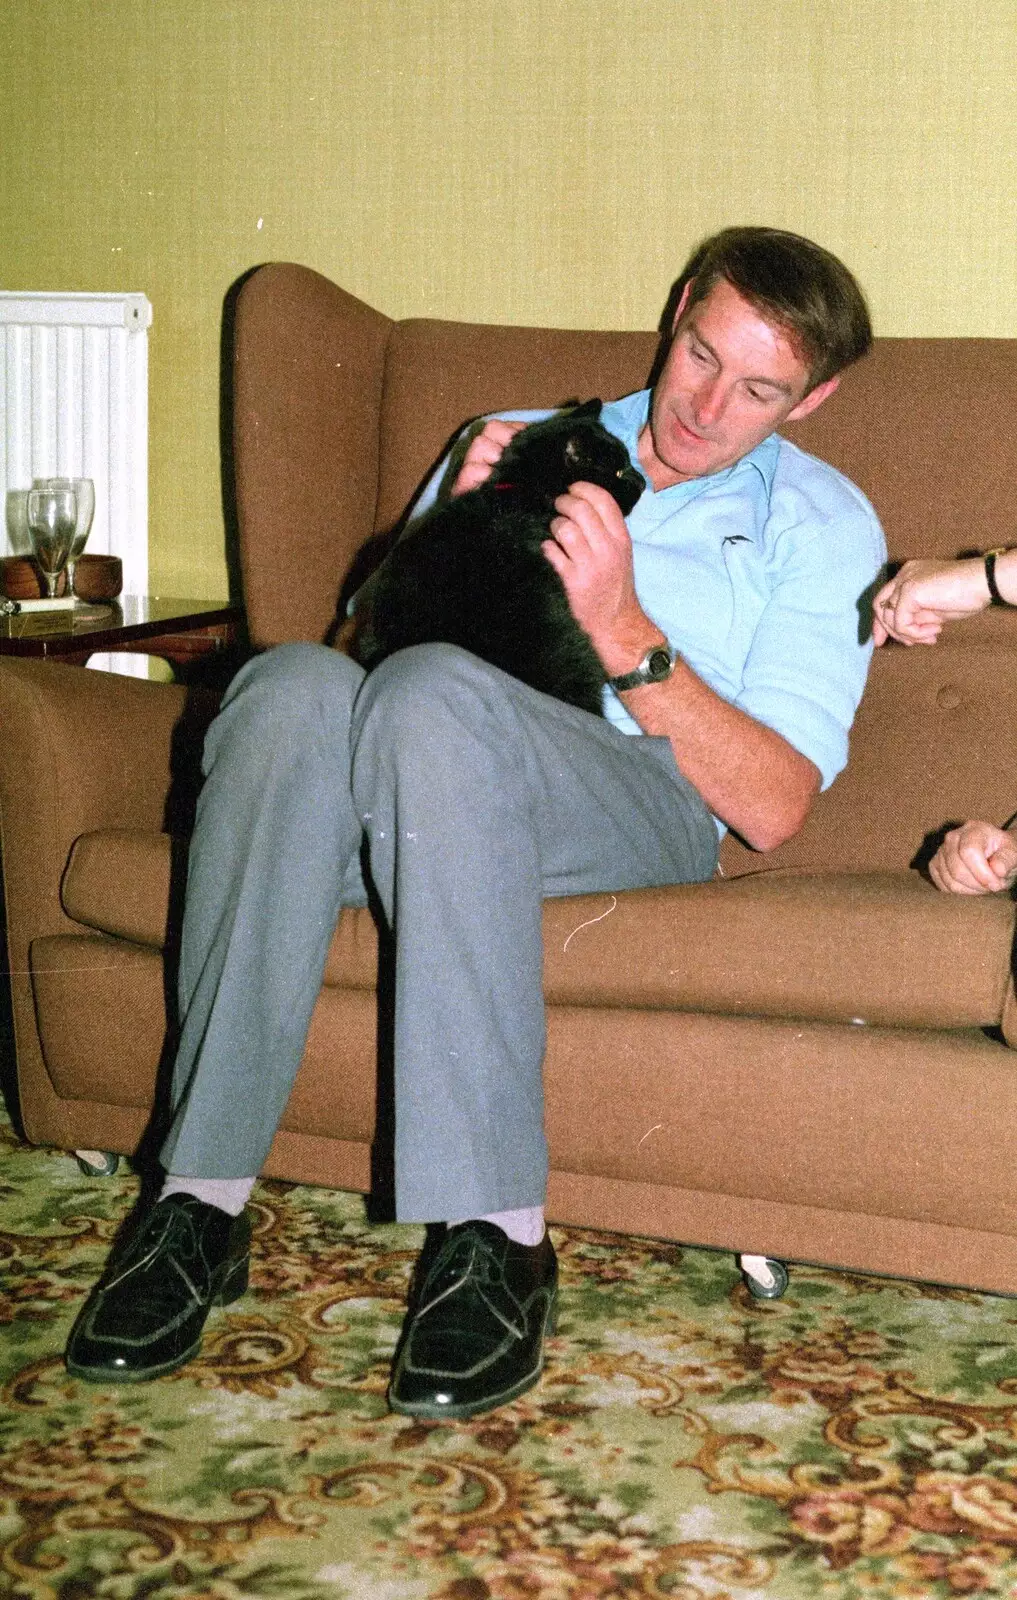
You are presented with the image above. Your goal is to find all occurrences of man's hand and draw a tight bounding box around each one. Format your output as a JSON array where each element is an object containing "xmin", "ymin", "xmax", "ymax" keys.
[
  {"xmin": 872, "ymin": 557, "xmax": 991, "ymax": 646},
  {"xmin": 928, "ymin": 820, "xmax": 1017, "ymax": 894},
  {"xmin": 451, "ymin": 418, "xmax": 528, "ymax": 496},
  {"xmin": 543, "ymin": 481, "xmax": 653, "ymax": 670}
]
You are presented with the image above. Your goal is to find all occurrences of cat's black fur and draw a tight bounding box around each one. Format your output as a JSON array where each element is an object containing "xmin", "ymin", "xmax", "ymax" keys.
[{"xmin": 352, "ymin": 400, "xmax": 645, "ymax": 716}]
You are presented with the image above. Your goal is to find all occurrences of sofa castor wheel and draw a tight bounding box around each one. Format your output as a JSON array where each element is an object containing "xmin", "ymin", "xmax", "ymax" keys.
[
  {"xmin": 75, "ymin": 1150, "xmax": 120, "ymax": 1177},
  {"xmin": 739, "ymin": 1254, "xmax": 789, "ymax": 1300}
]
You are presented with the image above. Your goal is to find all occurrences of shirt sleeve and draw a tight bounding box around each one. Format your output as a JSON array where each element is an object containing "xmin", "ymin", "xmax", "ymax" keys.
[{"xmin": 733, "ymin": 487, "xmax": 887, "ymax": 790}]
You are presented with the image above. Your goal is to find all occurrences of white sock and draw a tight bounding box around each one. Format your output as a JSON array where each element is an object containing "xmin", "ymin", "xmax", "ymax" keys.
[
  {"xmin": 160, "ymin": 1174, "xmax": 256, "ymax": 1218},
  {"xmin": 449, "ymin": 1206, "xmax": 546, "ymax": 1246}
]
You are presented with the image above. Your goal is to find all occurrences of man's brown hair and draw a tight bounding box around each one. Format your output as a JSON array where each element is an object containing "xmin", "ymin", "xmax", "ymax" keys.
[{"xmin": 676, "ymin": 226, "xmax": 873, "ymax": 390}]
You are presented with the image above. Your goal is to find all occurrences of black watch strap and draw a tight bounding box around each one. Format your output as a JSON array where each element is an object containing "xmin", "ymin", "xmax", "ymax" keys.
[{"xmin": 985, "ymin": 547, "xmax": 1013, "ymax": 606}]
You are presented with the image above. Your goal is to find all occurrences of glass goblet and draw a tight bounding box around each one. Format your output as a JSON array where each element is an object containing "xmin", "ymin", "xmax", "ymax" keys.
[
  {"xmin": 26, "ymin": 485, "xmax": 78, "ymax": 599},
  {"xmin": 36, "ymin": 477, "xmax": 94, "ymax": 593}
]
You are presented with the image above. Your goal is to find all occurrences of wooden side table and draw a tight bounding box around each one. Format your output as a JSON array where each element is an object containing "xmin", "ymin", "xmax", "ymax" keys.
[{"xmin": 0, "ymin": 595, "xmax": 245, "ymax": 669}]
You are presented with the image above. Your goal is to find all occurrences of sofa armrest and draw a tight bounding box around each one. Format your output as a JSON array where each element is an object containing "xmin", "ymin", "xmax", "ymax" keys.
[
  {"xmin": 0, "ymin": 655, "xmax": 218, "ymax": 935},
  {"xmin": 0, "ymin": 659, "xmax": 218, "ymax": 1132}
]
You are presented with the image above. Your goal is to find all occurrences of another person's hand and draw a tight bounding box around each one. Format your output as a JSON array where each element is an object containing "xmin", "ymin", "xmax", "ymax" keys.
[
  {"xmin": 451, "ymin": 418, "xmax": 528, "ymax": 496},
  {"xmin": 872, "ymin": 557, "xmax": 991, "ymax": 646},
  {"xmin": 928, "ymin": 820, "xmax": 1017, "ymax": 894}
]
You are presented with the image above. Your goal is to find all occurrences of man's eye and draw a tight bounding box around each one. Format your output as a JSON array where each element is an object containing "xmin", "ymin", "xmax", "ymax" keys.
[{"xmin": 746, "ymin": 387, "xmax": 773, "ymax": 403}]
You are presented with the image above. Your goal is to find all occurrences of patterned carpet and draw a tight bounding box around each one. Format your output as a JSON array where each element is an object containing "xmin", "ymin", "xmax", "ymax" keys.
[{"xmin": 5, "ymin": 1105, "xmax": 1017, "ymax": 1599}]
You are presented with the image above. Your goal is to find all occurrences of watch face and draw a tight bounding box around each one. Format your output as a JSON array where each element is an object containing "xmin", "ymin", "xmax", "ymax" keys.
[{"xmin": 646, "ymin": 647, "xmax": 673, "ymax": 681}]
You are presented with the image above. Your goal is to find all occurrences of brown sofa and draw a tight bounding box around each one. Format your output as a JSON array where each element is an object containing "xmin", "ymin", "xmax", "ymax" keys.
[{"xmin": 5, "ymin": 262, "xmax": 1017, "ymax": 1293}]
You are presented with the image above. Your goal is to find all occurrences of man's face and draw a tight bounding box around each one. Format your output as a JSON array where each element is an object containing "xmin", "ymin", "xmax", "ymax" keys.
[{"xmin": 640, "ymin": 277, "xmax": 839, "ymax": 490}]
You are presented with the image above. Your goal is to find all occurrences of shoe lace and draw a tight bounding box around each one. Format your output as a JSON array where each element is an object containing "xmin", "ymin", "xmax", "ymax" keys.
[
  {"xmin": 105, "ymin": 1204, "xmax": 211, "ymax": 1312},
  {"xmin": 417, "ymin": 1228, "xmax": 525, "ymax": 1338}
]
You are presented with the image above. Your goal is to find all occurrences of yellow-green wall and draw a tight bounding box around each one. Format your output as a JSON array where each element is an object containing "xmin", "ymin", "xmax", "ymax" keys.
[{"xmin": 4, "ymin": 0, "xmax": 1017, "ymax": 599}]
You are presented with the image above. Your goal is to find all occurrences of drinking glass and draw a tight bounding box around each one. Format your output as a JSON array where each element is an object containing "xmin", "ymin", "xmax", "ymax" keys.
[
  {"xmin": 5, "ymin": 488, "xmax": 31, "ymax": 553},
  {"xmin": 35, "ymin": 477, "xmax": 94, "ymax": 592},
  {"xmin": 26, "ymin": 485, "xmax": 78, "ymax": 598}
]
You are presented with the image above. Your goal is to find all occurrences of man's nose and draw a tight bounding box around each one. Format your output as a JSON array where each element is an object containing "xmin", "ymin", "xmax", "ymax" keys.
[{"xmin": 692, "ymin": 378, "xmax": 727, "ymax": 429}]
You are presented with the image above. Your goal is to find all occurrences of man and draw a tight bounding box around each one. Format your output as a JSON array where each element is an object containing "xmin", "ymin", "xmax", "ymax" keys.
[
  {"xmin": 873, "ymin": 549, "xmax": 1017, "ymax": 893},
  {"xmin": 65, "ymin": 227, "xmax": 886, "ymax": 1420}
]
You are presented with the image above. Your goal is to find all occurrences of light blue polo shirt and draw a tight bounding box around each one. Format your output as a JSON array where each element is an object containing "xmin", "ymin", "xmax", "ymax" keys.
[{"xmin": 405, "ymin": 390, "xmax": 886, "ymax": 793}]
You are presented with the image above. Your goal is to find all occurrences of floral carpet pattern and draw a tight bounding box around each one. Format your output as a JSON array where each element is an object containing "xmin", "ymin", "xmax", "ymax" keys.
[{"xmin": 5, "ymin": 1106, "xmax": 1017, "ymax": 1599}]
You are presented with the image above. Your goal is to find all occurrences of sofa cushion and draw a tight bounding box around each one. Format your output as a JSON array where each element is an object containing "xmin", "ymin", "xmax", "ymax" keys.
[
  {"xmin": 62, "ymin": 829, "xmax": 176, "ymax": 949},
  {"xmin": 63, "ymin": 829, "xmax": 1015, "ymax": 1031},
  {"xmin": 33, "ymin": 925, "xmax": 1017, "ymax": 1243},
  {"xmin": 62, "ymin": 828, "xmax": 381, "ymax": 985},
  {"xmin": 541, "ymin": 870, "xmax": 1016, "ymax": 1029},
  {"xmin": 375, "ymin": 319, "xmax": 660, "ymax": 533}
]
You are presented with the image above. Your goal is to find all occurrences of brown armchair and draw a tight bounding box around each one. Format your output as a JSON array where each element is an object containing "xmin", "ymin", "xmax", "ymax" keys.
[{"xmin": 5, "ymin": 263, "xmax": 1017, "ymax": 1292}]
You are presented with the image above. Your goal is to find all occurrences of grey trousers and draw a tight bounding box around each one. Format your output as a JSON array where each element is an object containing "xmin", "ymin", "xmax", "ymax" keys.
[{"xmin": 159, "ymin": 642, "xmax": 718, "ymax": 1221}]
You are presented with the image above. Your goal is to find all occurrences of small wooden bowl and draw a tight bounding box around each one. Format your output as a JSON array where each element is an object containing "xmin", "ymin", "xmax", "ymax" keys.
[
  {"xmin": 0, "ymin": 555, "xmax": 67, "ymax": 599},
  {"xmin": 73, "ymin": 554, "xmax": 122, "ymax": 601}
]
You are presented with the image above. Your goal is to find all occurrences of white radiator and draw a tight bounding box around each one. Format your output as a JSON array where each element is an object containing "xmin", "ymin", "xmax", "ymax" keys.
[{"xmin": 0, "ymin": 291, "xmax": 151, "ymax": 596}]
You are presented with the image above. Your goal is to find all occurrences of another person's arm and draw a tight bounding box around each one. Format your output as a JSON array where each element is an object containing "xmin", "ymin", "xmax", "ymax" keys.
[
  {"xmin": 875, "ymin": 552, "xmax": 1017, "ymax": 892},
  {"xmin": 928, "ymin": 820, "xmax": 1017, "ymax": 894},
  {"xmin": 872, "ymin": 550, "xmax": 1017, "ymax": 645}
]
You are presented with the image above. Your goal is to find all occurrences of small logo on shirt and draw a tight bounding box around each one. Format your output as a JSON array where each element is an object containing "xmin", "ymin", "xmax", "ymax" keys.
[{"xmin": 722, "ymin": 535, "xmax": 750, "ymax": 546}]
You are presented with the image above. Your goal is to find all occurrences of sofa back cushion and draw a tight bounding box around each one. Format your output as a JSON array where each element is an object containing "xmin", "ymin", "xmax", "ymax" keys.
[
  {"xmin": 374, "ymin": 318, "xmax": 661, "ymax": 533},
  {"xmin": 235, "ymin": 265, "xmax": 1017, "ymax": 646},
  {"xmin": 719, "ymin": 614, "xmax": 1017, "ymax": 873},
  {"xmin": 233, "ymin": 266, "xmax": 1017, "ymax": 874},
  {"xmin": 375, "ymin": 327, "xmax": 1017, "ymax": 567},
  {"xmin": 783, "ymin": 338, "xmax": 1017, "ymax": 563}
]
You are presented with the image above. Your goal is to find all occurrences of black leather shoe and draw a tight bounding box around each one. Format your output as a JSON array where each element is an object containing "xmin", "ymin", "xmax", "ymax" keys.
[
  {"xmin": 65, "ymin": 1194, "xmax": 252, "ymax": 1383},
  {"xmin": 388, "ymin": 1220, "xmax": 558, "ymax": 1420}
]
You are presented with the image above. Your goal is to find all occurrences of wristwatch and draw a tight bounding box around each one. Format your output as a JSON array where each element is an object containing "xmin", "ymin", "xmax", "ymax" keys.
[
  {"xmin": 984, "ymin": 547, "xmax": 1014, "ymax": 606},
  {"xmin": 608, "ymin": 643, "xmax": 677, "ymax": 691}
]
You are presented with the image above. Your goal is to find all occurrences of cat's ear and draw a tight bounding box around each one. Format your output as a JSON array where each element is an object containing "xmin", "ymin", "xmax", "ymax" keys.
[{"xmin": 570, "ymin": 398, "xmax": 602, "ymax": 418}]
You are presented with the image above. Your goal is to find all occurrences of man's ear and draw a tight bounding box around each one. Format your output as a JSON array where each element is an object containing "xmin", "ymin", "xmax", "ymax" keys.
[
  {"xmin": 670, "ymin": 279, "xmax": 694, "ymax": 333},
  {"xmin": 786, "ymin": 374, "xmax": 840, "ymax": 422}
]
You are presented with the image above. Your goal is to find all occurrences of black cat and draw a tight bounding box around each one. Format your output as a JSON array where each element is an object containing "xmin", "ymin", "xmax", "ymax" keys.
[{"xmin": 352, "ymin": 400, "xmax": 645, "ymax": 716}]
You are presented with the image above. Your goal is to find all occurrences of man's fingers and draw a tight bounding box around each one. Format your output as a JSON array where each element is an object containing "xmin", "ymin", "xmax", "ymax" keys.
[
  {"xmin": 452, "ymin": 419, "xmax": 528, "ymax": 495},
  {"xmin": 562, "ymin": 479, "xmax": 626, "ymax": 521},
  {"xmin": 553, "ymin": 483, "xmax": 629, "ymax": 546},
  {"xmin": 541, "ymin": 537, "xmax": 568, "ymax": 577},
  {"xmin": 477, "ymin": 418, "xmax": 527, "ymax": 453}
]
